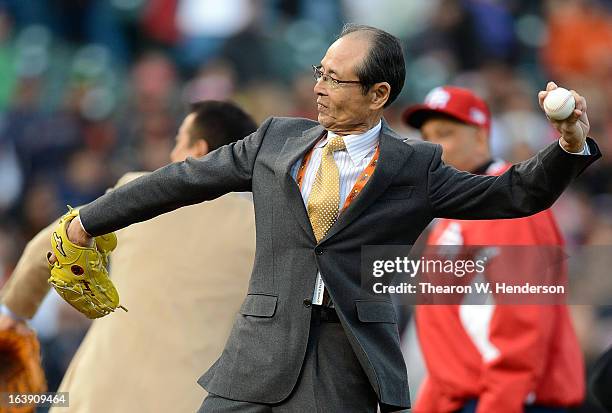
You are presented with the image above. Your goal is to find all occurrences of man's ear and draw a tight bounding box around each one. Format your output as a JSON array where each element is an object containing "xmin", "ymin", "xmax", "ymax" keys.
[
  {"xmin": 193, "ymin": 139, "xmax": 209, "ymax": 158},
  {"xmin": 369, "ymin": 82, "xmax": 391, "ymax": 110}
]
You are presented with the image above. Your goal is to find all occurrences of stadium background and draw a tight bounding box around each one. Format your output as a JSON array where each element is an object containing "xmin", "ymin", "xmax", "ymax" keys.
[{"xmin": 0, "ymin": 0, "xmax": 610, "ymax": 411}]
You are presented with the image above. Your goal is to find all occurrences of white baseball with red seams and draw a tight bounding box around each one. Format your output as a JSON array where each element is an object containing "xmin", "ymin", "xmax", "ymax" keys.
[{"xmin": 543, "ymin": 87, "xmax": 576, "ymax": 120}]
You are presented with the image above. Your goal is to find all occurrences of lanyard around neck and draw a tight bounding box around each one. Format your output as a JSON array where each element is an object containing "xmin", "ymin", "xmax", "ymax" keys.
[{"xmin": 296, "ymin": 136, "xmax": 380, "ymax": 213}]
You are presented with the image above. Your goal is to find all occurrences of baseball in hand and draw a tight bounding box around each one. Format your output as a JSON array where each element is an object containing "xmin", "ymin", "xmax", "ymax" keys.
[{"xmin": 543, "ymin": 87, "xmax": 576, "ymax": 120}]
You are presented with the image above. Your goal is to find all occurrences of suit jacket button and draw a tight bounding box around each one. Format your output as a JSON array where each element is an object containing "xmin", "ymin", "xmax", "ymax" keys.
[
  {"xmin": 315, "ymin": 248, "xmax": 324, "ymax": 256},
  {"xmin": 303, "ymin": 298, "xmax": 312, "ymax": 308}
]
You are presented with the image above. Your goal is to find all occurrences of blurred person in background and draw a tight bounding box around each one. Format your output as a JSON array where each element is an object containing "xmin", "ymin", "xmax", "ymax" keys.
[
  {"xmin": 175, "ymin": 0, "xmax": 255, "ymax": 71},
  {"xmin": 0, "ymin": 100, "xmax": 258, "ymax": 413},
  {"xmin": 590, "ymin": 345, "xmax": 612, "ymax": 412},
  {"xmin": 402, "ymin": 86, "xmax": 585, "ymax": 413},
  {"xmin": 541, "ymin": 0, "xmax": 612, "ymax": 83},
  {"xmin": 112, "ymin": 51, "xmax": 182, "ymax": 177},
  {"xmin": 0, "ymin": 133, "xmax": 23, "ymax": 214}
]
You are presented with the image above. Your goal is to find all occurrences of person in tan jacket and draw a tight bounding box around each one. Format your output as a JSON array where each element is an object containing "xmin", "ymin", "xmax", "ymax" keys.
[{"xmin": 0, "ymin": 100, "xmax": 258, "ymax": 413}]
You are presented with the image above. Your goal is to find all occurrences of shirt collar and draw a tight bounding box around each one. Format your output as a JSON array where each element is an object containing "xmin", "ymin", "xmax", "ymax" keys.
[{"xmin": 317, "ymin": 121, "xmax": 381, "ymax": 164}]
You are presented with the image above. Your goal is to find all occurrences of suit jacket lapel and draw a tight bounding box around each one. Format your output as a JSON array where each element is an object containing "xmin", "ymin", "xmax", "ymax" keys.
[
  {"xmin": 320, "ymin": 122, "xmax": 414, "ymax": 243},
  {"xmin": 274, "ymin": 124, "xmax": 325, "ymax": 242}
]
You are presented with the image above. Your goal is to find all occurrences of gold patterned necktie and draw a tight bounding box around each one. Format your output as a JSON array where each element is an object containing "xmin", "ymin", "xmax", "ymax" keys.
[{"xmin": 307, "ymin": 135, "xmax": 346, "ymax": 242}]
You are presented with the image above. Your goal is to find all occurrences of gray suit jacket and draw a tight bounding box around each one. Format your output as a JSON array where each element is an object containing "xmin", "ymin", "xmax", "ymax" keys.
[{"xmin": 80, "ymin": 117, "xmax": 600, "ymax": 409}]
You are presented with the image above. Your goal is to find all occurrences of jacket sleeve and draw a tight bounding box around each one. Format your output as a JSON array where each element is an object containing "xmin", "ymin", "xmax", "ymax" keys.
[
  {"xmin": 589, "ymin": 346, "xmax": 612, "ymax": 411},
  {"xmin": 428, "ymin": 138, "xmax": 601, "ymax": 220},
  {"xmin": 80, "ymin": 117, "xmax": 273, "ymax": 236},
  {"xmin": 469, "ymin": 215, "xmax": 564, "ymax": 412},
  {"xmin": 0, "ymin": 221, "xmax": 55, "ymax": 319},
  {"xmin": 475, "ymin": 305, "xmax": 554, "ymax": 413}
]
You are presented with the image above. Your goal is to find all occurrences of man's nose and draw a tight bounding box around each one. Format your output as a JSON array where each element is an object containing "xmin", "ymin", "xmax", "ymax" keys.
[{"xmin": 313, "ymin": 78, "xmax": 327, "ymax": 96}]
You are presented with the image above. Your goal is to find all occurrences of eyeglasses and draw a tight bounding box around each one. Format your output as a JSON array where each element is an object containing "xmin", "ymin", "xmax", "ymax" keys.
[{"xmin": 312, "ymin": 65, "xmax": 362, "ymax": 89}]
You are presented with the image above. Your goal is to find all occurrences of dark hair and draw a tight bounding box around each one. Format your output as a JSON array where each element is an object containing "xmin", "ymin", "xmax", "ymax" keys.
[
  {"xmin": 188, "ymin": 101, "xmax": 257, "ymax": 151},
  {"xmin": 338, "ymin": 24, "xmax": 405, "ymax": 108}
]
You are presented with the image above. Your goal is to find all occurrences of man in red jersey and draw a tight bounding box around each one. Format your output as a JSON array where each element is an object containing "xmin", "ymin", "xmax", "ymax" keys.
[{"xmin": 402, "ymin": 86, "xmax": 585, "ymax": 413}]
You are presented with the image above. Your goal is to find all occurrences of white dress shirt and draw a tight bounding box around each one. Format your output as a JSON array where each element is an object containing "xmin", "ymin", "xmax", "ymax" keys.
[{"xmin": 291, "ymin": 121, "xmax": 381, "ymax": 305}]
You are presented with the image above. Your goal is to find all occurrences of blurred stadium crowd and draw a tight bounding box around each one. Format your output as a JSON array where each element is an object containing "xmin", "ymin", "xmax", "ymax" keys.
[{"xmin": 0, "ymin": 0, "xmax": 610, "ymax": 409}]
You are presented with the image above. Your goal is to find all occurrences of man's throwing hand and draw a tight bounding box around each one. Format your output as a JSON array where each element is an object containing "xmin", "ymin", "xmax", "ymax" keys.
[{"xmin": 538, "ymin": 81, "xmax": 590, "ymax": 153}]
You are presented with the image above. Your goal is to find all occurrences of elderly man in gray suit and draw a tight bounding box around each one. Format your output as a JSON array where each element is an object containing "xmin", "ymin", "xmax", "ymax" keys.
[{"xmin": 50, "ymin": 24, "xmax": 600, "ymax": 412}]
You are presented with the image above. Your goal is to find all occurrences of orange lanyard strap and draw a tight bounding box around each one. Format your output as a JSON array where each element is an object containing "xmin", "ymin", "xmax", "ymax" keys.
[
  {"xmin": 296, "ymin": 141, "xmax": 380, "ymax": 212},
  {"xmin": 295, "ymin": 144, "xmax": 315, "ymax": 188},
  {"xmin": 341, "ymin": 147, "xmax": 379, "ymax": 212}
]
